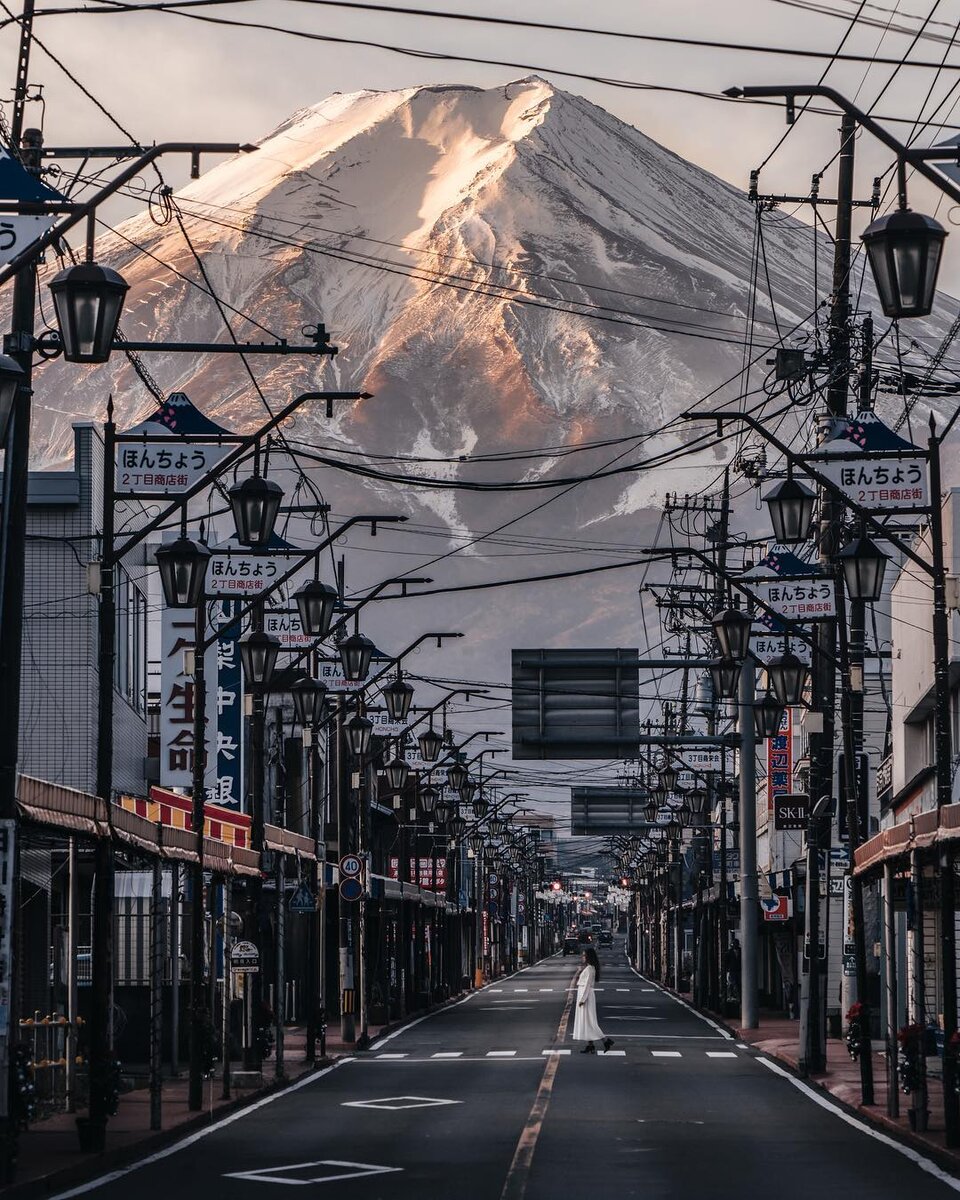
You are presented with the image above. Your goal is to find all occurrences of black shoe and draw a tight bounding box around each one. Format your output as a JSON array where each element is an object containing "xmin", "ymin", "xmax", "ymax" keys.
[
  {"xmin": 580, "ymin": 1043, "xmax": 596, "ymax": 1054},
  {"xmin": 602, "ymin": 1038, "xmax": 614, "ymax": 1052}
]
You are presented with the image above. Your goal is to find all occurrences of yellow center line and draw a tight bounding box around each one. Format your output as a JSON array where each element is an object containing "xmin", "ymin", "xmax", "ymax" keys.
[{"xmin": 499, "ymin": 970, "xmax": 578, "ymax": 1200}]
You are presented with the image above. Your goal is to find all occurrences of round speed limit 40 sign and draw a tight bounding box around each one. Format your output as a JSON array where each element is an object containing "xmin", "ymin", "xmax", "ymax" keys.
[{"xmin": 339, "ymin": 854, "xmax": 363, "ymax": 878}]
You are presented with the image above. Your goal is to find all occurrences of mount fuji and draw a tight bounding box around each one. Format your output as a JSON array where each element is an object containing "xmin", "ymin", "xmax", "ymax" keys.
[{"xmin": 28, "ymin": 77, "xmax": 960, "ymax": 683}]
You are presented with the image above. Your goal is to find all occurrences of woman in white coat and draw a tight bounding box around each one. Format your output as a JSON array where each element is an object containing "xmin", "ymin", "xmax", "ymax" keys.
[{"xmin": 573, "ymin": 946, "xmax": 613, "ymax": 1054}]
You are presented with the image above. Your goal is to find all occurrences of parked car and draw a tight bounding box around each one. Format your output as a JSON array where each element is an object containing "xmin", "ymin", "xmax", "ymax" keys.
[
  {"xmin": 599, "ymin": 930, "xmax": 613, "ymax": 946},
  {"xmin": 562, "ymin": 935, "xmax": 579, "ymax": 956}
]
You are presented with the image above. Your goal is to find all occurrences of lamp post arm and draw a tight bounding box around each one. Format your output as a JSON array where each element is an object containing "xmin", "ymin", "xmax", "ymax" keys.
[
  {"xmin": 434, "ymin": 730, "xmax": 504, "ymax": 770},
  {"xmin": 0, "ymin": 142, "xmax": 256, "ymax": 290},
  {"xmin": 402, "ymin": 689, "xmax": 489, "ymax": 738},
  {"xmin": 725, "ymin": 84, "xmax": 960, "ymax": 209},
  {"xmin": 682, "ymin": 407, "xmax": 934, "ymax": 578},
  {"xmin": 112, "ymin": 391, "xmax": 367, "ymax": 564},
  {"xmin": 198, "ymin": 515, "xmax": 406, "ymax": 653},
  {"xmin": 362, "ymin": 632, "xmax": 464, "ymax": 693}
]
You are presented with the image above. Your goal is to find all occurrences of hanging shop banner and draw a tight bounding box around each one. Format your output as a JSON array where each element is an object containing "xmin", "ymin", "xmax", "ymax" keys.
[
  {"xmin": 676, "ymin": 748, "xmax": 723, "ymax": 774},
  {"xmin": 205, "ymin": 600, "xmax": 243, "ymax": 811},
  {"xmin": 160, "ymin": 605, "xmax": 198, "ymax": 790},
  {"xmin": 751, "ymin": 612, "xmax": 813, "ymax": 666},
  {"xmin": 0, "ymin": 148, "xmax": 62, "ymax": 269},
  {"xmin": 766, "ymin": 709, "xmax": 793, "ymax": 815},
  {"xmin": 741, "ymin": 548, "xmax": 835, "ymax": 621},
  {"xmin": 316, "ymin": 659, "xmax": 364, "ymax": 694},
  {"xmin": 805, "ymin": 411, "xmax": 928, "ymax": 511},
  {"xmin": 387, "ymin": 857, "xmax": 448, "ymax": 891},
  {"xmin": 368, "ymin": 710, "xmax": 409, "ymax": 739},
  {"xmin": 264, "ymin": 610, "xmax": 314, "ymax": 649},
  {"xmin": 116, "ymin": 392, "xmax": 234, "ymax": 497},
  {"xmin": 205, "ymin": 539, "xmax": 287, "ymax": 596}
]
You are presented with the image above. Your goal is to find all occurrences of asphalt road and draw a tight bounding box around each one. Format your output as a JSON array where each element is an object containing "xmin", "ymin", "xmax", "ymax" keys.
[{"xmin": 55, "ymin": 942, "xmax": 960, "ymax": 1200}]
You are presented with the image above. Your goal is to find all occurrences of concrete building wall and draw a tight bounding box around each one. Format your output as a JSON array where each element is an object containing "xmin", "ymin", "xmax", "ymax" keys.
[{"xmin": 17, "ymin": 423, "xmax": 148, "ymax": 797}]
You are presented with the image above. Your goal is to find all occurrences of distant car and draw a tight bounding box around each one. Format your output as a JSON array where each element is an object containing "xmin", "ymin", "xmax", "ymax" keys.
[
  {"xmin": 599, "ymin": 930, "xmax": 613, "ymax": 946},
  {"xmin": 562, "ymin": 935, "xmax": 579, "ymax": 956},
  {"xmin": 578, "ymin": 929, "xmax": 593, "ymax": 944}
]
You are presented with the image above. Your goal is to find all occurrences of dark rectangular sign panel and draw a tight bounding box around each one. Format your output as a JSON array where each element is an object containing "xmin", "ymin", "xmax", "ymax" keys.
[
  {"xmin": 774, "ymin": 793, "xmax": 809, "ymax": 831},
  {"xmin": 512, "ymin": 648, "xmax": 640, "ymax": 760},
  {"xmin": 571, "ymin": 787, "xmax": 649, "ymax": 835}
]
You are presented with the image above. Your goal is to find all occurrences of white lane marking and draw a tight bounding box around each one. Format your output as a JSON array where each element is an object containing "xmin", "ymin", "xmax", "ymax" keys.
[
  {"xmin": 615, "ymin": 988, "xmax": 630, "ymax": 992},
  {"xmin": 488, "ymin": 1050, "xmax": 518, "ymax": 1057},
  {"xmin": 597, "ymin": 1050, "xmax": 627, "ymax": 1057},
  {"xmin": 47, "ymin": 1059, "xmax": 353, "ymax": 1198},
  {"xmin": 755, "ymin": 1057, "xmax": 960, "ymax": 1194},
  {"xmin": 706, "ymin": 1052, "xmax": 738, "ymax": 1059},
  {"xmin": 513, "ymin": 988, "xmax": 530, "ymax": 993},
  {"xmin": 602, "ymin": 1034, "xmax": 722, "ymax": 1040},
  {"xmin": 342, "ymin": 1096, "xmax": 460, "ymax": 1110},
  {"xmin": 480, "ymin": 1006, "xmax": 533, "ymax": 1011},
  {"xmin": 737, "ymin": 1043, "xmax": 749, "ymax": 1049},
  {"xmin": 641, "ymin": 988, "xmax": 655, "ymax": 992},
  {"xmin": 542, "ymin": 1049, "xmax": 572, "ymax": 1056},
  {"xmin": 431, "ymin": 1052, "xmax": 462, "ymax": 1059},
  {"xmin": 357, "ymin": 1057, "xmax": 546, "ymax": 1064},
  {"xmin": 629, "ymin": 969, "xmax": 733, "ymax": 1041},
  {"xmin": 375, "ymin": 1053, "xmax": 407, "ymax": 1060},
  {"xmin": 650, "ymin": 1051, "xmax": 682, "ymax": 1058},
  {"xmin": 225, "ymin": 1160, "xmax": 401, "ymax": 1186},
  {"xmin": 605, "ymin": 1016, "xmax": 665, "ymax": 1022},
  {"xmin": 489, "ymin": 989, "xmax": 504, "ymax": 994},
  {"xmin": 538, "ymin": 988, "xmax": 554, "ymax": 993}
]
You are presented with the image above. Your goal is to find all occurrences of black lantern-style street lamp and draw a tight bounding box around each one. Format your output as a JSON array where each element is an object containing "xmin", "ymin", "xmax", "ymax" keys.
[
  {"xmin": 709, "ymin": 656, "xmax": 742, "ymax": 701},
  {"xmin": 679, "ymin": 806, "xmax": 694, "ymax": 828},
  {"xmin": 489, "ymin": 816, "xmax": 507, "ymax": 837},
  {"xmin": 294, "ymin": 579, "xmax": 338, "ymax": 638},
  {"xmin": 155, "ymin": 536, "xmax": 210, "ymax": 608},
  {"xmin": 240, "ymin": 629, "xmax": 280, "ymax": 688},
  {"xmin": 764, "ymin": 475, "xmax": 817, "ymax": 544},
  {"xmin": 345, "ymin": 712, "xmax": 373, "ymax": 757},
  {"xmin": 472, "ymin": 793, "xmax": 488, "ymax": 819},
  {"xmin": 435, "ymin": 798, "xmax": 452, "ymax": 825},
  {"xmin": 229, "ymin": 474, "xmax": 283, "ymax": 548},
  {"xmin": 49, "ymin": 261, "xmax": 128, "ymax": 363},
  {"xmin": 712, "ymin": 608, "xmax": 752, "ymax": 661},
  {"xmin": 766, "ymin": 650, "xmax": 808, "ymax": 708},
  {"xmin": 383, "ymin": 675, "xmax": 415, "ymax": 724},
  {"xmin": 643, "ymin": 799, "xmax": 658, "ymax": 823},
  {"xmin": 420, "ymin": 785, "xmax": 439, "ymax": 817},
  {"xmin": 753, "ymin": 693, "xmax": 787, "ymax": 740},
  {"xmin": 291, "ymin": 675, "xmax": 327, "ymax": 728},
  {"xmin": 688, "ymin": 788, "xmax": 708, "ymax": 815},
  {"xmin": 385, "ymin": 755, "xmax": 409, "ymax": 792},
  {"xmin": 650, "ymin": 784, "xmax": 668, "ymax": 805},
  {"xmin": 862, "ymin": 208, "xmax": 947, "ymax": 319},
  {"xmin": 449, "ymin": 813, "xmax": 468, "ymax": 839},
  {"xmin": 838, "ymin": 535, "xmax": 889, "ymax": 603},
  {"xmin": 339, "ymin": 631, "xmax": 375, "ymax": 682},
  {"xmin": 659, "ymin": 763, "xmax": 678, "ymax": 793},
  {"xmin": 417, "ymin": 724, "xmax": 444, "ymax": 763},
  {"xmin": 459, "ymin": 779, "xmax": 477, "ymax": 806},
  {"xmin": 447, "ymin": 761, "xmax": 468, "ymax": 792},
  {"xmin": 0, "ymin": 354, "xmax": 24, "ymax": 445}
]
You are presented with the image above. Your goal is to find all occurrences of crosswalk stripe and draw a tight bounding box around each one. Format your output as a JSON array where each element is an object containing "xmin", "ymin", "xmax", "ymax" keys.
[
  {"xmin": 538, "ymin": 988, "xmax": 553, "ymax": 992},
  {"xmin": 376, "ymin": 1053, "xmax": 407, "ymax": 1059},
  {"xmin": 432, "ymin": 1052, "xmax": 462, "ymax": 1058},
  {"xmin": 513, "ymin": 988, "xmax": 529, "ymax": 993},
  {"xmin": 706, "ymin": 1052, "xmax": 738, "ymax": 1058},
  {"xmin": 597, "ymin": 1050, "xmax": 626, "ymax": 1056},
  {"xmin": 542, "ymin": 1049, "xmax": 571, "ymax": 1056},
  {"xmin": 615, "ymin": 988, "xmax": 630, "ymax": 992},
  {"xmin": 487, "ymin": 1050, "xmax": 517, "ymax": 1057},
  {"xmin": 651, "ymin": 1050, "xmax": 682, "ymax": 1057}
]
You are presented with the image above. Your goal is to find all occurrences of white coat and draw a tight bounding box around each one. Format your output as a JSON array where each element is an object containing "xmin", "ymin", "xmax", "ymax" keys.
[{"xmin": 572, "ymin": 963, "xmax": 605, "ymax": 1043}]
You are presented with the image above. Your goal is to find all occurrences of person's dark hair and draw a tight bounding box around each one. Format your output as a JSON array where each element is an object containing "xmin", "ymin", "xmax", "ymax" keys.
[{"xmin": 583, "ymin": 946, "xmax": 601, "ymax": 981}]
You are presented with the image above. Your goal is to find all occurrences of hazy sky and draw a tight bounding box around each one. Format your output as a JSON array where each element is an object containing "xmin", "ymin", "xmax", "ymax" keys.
[{"xmin": 7, "ymin": 0, "xmax": 960, "ymax": 286}]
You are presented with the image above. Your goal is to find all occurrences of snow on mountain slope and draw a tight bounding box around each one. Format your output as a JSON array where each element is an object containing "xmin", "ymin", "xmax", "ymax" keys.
[{"xmin": 26, "ymin": 78, "xmax": 960, "ymax": 668}]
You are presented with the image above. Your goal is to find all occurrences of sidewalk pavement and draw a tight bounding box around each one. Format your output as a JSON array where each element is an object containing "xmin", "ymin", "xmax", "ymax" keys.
[
  {"xmin": 2, "ymin": 1023, "xmax": 384, "ymax": 1199},
  {"xmin": 679, "ymin": 990, "xmax": 960, "ymax": 1173}
]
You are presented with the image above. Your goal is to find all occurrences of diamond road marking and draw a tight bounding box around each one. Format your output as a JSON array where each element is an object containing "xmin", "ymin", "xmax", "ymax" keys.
[
  {"xmin": 375, "ymin": 1053, "xmax": 407, "ymax": 1060},
  {"xmin": 542, "ymin": 1049, "xmax": 571, "ymax": 1056},
  {"xmin": 225, "ymin": 1160, "xmax": 403, "ymax": 1186},
  {"xmin": 706, "ymin": 1052, "xmax": 738, "ymax": 1058},
  {"xmin": 431, "ymin": 1052, "xmax": 462, "ymax": 1059},
  {"xmin": 651, "ymin": 1051, "xmax": 682, "ymax": 1058},
  {"xmin": 342, "ymin": 1096, "xmax": 461, "ymax": 1111},
  {"xmin": 487, "ymin": 1050, "xmax": 517, "ymax": 1057}
]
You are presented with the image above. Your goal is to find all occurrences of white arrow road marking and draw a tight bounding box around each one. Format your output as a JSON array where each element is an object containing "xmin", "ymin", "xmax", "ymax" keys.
[{"xmin": 224, "ymin": 1161, "xmax": 402, "ymax": 1186}]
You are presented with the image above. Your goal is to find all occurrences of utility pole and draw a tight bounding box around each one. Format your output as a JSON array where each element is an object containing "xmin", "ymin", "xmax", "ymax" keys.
[
  {"xmin": 803, "ymin": 111, "xmax": 856, "ymax": 1073},
  {"xmin": 0, "ymin": 2, "xmax": 37, "ymax": 1170},
  {"xmin": 738, "ymin": 650, "xmax": 758, "ymax": 1031}
]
